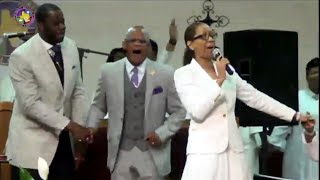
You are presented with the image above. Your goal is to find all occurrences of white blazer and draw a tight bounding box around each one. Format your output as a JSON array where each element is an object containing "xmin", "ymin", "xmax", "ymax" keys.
[
  {"xmin": 5, "ymin": 34, "xmax": 88, "ymax": 169},
  {"xmin": 174, "ymin": 59, "xmax": 296, "ymax": 154}
]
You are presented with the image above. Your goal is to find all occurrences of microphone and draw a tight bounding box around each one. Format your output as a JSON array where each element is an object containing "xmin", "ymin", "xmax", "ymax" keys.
[
  {"xmin": 212, "ymin": 47, "xmax": 234, "ymax": 75},
  {"xmin": 3, "ymin": 32, "xmax": 35, "ymax": 39}
]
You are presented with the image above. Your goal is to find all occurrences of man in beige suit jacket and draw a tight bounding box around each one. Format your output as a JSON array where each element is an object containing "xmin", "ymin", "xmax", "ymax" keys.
[
  {"xmin": 5, "ymin": 4, "xmax": 90, "ymax": 180},
  {"xmin": 87, "ymin": 26, "xmax": 186, "ymax": 180}
]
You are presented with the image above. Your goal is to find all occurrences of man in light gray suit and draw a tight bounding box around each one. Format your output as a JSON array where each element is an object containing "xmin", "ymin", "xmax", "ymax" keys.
[
  {"xmin": 87, "ymin": 26, "xmax": 186, "ymax": 180},
  {"xmin": 5, "ymin": 4, "xmax": 90, "ymax": 180}
]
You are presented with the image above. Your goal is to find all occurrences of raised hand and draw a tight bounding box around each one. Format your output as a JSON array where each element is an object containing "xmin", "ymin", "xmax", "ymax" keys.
[{"xmin": 169, "ymin": 18, "xmax": 178, "ymax": 44}]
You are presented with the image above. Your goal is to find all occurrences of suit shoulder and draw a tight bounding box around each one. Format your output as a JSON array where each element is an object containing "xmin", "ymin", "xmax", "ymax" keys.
[
  {"xmin": 153, "ymin": 62, "xmax": 175, "ymax": 74},
  {"xmin": 10, "ymin": 38, "xmax": 32, "ymax": 57},
  {"xmin": 9, "ymin": 39, "xmax": 36, "ymax": 64},
  {"xmin": 100, "ymin": 59, "xmax": 125, "ymax": 73}
]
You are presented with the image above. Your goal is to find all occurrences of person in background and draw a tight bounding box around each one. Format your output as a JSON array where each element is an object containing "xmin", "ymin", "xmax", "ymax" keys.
[
  {"xmin": 106, "ymin": 47, "xmax": 126, "ymax": 63},
  {"xmin": 268, "ymin": 57, "xmax": 319, "ymax": 180},
  {"xmin": 301, "ymin": 112, "xmax": 318, "ymax": 162},
  {"xmin": 236, "ymin": 116, "xmax": 262, "ymax": 175}
]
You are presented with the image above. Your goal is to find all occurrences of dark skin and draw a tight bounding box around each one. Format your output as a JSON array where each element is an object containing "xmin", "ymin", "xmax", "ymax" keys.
[
  {"xmin": 122, "ymin": 28, "xmax": 162, "ymax": 147},
  {"xmin": 38, "ymin": 10, "xmax": 66, "ymax": 45},
  {"xmin": 302, "ymin": 66, "xmax": 318, "ymax": 143},
  {"xmin": 302, "ymin": 67, "xmax": 319, "ymax": 143},
  {"xmin": 302, "ymin": 112, "xmax": 316, "ymax": 143},
  {"xmin": 307, "ymin": 66, "xmax": 319, "ymax": 95},
  {"xmin": 122, "ymin": 28, "xmax": 149, "ymax": 66},
  {"xmin": 37, "ymin": 10, "xmax": 91, "ymax": 142}
]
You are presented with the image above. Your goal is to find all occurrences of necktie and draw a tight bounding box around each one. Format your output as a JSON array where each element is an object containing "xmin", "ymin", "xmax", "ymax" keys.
[
  {"xmin": 131, "ymin": 67, "xmax": 139, "ymax": 87},
  {"xmin": 49, "ymin": 44, "xmax": 64, "ymax": 86}
]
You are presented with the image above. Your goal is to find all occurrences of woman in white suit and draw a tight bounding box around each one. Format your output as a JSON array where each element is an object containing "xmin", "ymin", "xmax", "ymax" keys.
[{"xmin": 174, "ymin": 22, "xmax": 309, "ymax": 180}]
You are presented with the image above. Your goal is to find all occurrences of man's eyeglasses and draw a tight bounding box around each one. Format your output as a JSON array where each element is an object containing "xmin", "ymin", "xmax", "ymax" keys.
[
  {"xmin": 193, "ymin": 31, "xmax": 218, "ymax": 41},
  {"xmin": 126, "ymin": 39, "xmax": 147, "ymax": 44}
]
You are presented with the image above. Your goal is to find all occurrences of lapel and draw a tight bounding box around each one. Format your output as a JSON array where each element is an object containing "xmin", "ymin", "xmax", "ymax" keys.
[
  {"xmin": 191, "ymin": 59, "xmax": 234, "ymax": 90},
  {"xmin": 34, "ymin": 34, "xmax": 63, "ymax": 94},
  {"xmin": 144, "ymin": 60, "xmax": 156, "ymax": 117},
  {"xmin": 60, "ymin": 41, "xmax": 72, "ymax": 97},
  {"xmin": 191, "ymin": 59, "xmax": 215, "ymax": 84},
  {"xmin": 115, "ymin": 59, "xmax": 125, "ymax": 117}
]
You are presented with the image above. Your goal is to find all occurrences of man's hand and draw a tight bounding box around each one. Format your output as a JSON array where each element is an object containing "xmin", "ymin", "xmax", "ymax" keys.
[
  {"xmin": 301, "ymin": 112, "xmax": 316, "ymax": 143},
  {"xmin": 169, "ymin": 18, "xmax": 178, "ymax": 43},
  {"xmin": 145, "ymin": 132, "xmax": 162, "ymax": 147},
  {"xmin": 87, "ymin": 128, "xmax": 98, "ymax": 144},
  {"xmin": 166, "ymin": 18, "xmax": 178, "ymax": 51},
  {"xmin": 236, "ymin": 117, "xmax": 240, "ymax": 128},
  {"xmin": 66, "ymin": 121, "xmax": 91, "ymax": 141}
]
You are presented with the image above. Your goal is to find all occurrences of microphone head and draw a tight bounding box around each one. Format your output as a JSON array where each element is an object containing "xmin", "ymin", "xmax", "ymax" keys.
[{"xmin": 212, "ymin": 47, "xmax": 221, "ymax": 60}]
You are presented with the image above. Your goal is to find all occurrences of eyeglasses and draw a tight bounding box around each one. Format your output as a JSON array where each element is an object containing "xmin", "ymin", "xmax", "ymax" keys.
[
  {"xmin": 126, "ymin": 39, "xmax": 147, "ymax": 44},
  {"xmin": 193, "ymin": 31, "xmax": 218, "ymax": 41}
]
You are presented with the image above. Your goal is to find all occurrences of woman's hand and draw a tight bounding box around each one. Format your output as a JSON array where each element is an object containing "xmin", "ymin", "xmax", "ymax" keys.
[
  {"xmin": 215, "ymin": 56, "xmax": 230, "ymax": 86},
  {"xmin": 215, "ymin": 56, "xmax": 230, "ymax": 80}
]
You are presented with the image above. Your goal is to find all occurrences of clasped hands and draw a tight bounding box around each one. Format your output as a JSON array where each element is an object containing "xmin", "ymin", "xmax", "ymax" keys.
[
  {"xmin": 300, "ymin": 112, "xmax": 316, "ymax": 134},
  {"xmin": 66, "ymin": 121, "xmax": 96, "ymax": 144},
  {"xmin": 66, "ymin": 121, "xmax": 97, "ymax": 170}
]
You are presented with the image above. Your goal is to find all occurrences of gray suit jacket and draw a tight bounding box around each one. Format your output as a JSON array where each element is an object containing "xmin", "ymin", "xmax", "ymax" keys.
[
  {"xmin": 5, "ymin": 34, "xmax": 88, "ymax": 168},
  {"xmin": 87, "ymin": 58, "xmax": 186, "ymax": 176}
]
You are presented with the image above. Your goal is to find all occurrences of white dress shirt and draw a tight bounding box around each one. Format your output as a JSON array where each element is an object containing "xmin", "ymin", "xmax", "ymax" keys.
[
  {"xmin": 239, "ymin": 126, "xmax": 262, "ymax": 174},
  {"xmin": 125, "ymin": 58, "xmax": 147, "ymax": 88}
]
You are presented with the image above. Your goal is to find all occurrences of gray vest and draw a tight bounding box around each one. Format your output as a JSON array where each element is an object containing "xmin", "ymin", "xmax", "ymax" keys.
[{"xmin": 119, "ymin": 69, "xmax": 148, "ymax": 151}]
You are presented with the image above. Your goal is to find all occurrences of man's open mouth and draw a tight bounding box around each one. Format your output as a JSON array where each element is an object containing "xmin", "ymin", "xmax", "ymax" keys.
[{"xmin": 133, "ymin": 50, "xmax": 142, "ymax": 54}]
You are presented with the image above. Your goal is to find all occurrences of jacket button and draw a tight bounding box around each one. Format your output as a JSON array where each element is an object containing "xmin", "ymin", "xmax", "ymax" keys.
[{"xmin": 223, "ymin": 114, "xmax": 226, "ymax": 117}]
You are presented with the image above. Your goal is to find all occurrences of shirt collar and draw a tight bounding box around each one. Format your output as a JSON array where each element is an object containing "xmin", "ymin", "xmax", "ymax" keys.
[
  {"xmin": 306, "ymin": 88, "xmax": 319, "ymax": 100},
  {"xmin": 125, "ymin": 58, "xmax": 147, "ymax": 75},
  {"xmin": 39, "ymin": 36, "xmax": 60, "ymax": 50}
]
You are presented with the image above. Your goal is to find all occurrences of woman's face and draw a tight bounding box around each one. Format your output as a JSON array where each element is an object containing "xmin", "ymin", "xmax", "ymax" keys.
[{"xmin": 188, "ymin": 24, "xmax": 216, "ymax": 60}]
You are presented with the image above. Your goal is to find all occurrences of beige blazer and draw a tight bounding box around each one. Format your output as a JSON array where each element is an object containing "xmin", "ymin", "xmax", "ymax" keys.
[{"xmin": 5, "ymin": 34, "xmax": 88, "ymax": 168}]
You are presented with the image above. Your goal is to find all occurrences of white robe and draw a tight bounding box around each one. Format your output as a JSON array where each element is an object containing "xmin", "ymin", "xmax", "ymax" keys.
[
  {"xmin": 268, "ymin": 89, "xmax": 319, "ymax": 180},
  {"xmin": 239, "ymin": 126, "xmax": 262, "ymax": 174}
]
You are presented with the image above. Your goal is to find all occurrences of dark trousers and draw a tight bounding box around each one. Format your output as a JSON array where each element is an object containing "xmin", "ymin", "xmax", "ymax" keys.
[{"xmin": 23, "ymin": 131, "xmax": 75, "ymax": 180}]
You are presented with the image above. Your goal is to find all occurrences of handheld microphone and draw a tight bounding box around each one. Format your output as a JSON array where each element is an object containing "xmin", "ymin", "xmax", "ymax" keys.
[
  {"xmin": 212, "ymin": 48, "xmax": 234, "ymax": 75},
  {"xmin": 3, "ymin": 32, "xmax": 35, "ymax": 39}
]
